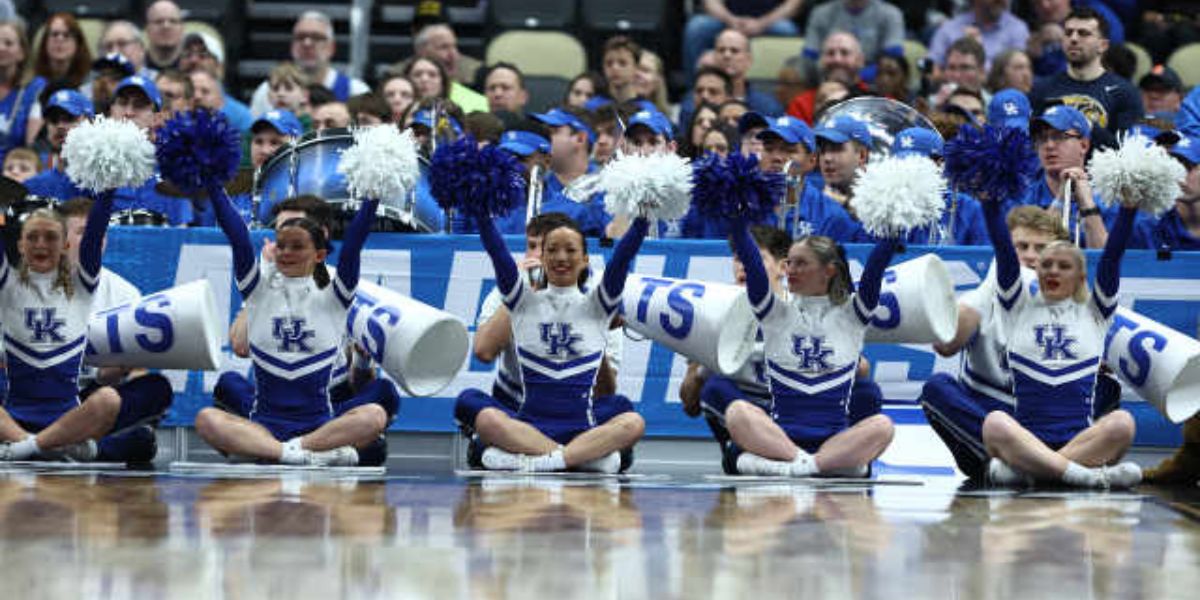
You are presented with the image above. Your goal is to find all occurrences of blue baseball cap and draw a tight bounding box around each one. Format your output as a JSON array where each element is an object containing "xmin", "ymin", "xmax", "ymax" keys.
[
  {"xmin": 45, "ymin": 89, "xmax": 94, "ymax": 119},
  {"xmin": 891, "ymin": 127, "xmax": 944, "ymax": 159},
  {"xmin": 625, "ymin": 109, "xmax": 674, "ymax": 139},
  {"xmin": 532, "ymin": 108, "xmax": 595, "ymax": 143},
  {"xmin": 498, "ymin": 130, "xmax": 551, "ymax": 157},
  {"xmin": 987, "ymin": 88, "xmax": 1032, "ymax": 131},
  {"xmin": 1169, "ymin": 135, "xmax": 1200, "ymax": 166},
  {"xmin": 251, "ymin": 109, "xmax": 303, "ymax": 137},
  {"xmin": 756, "ymin": 115, "xmax": 815, "ymax": 152},
  {"xmin": 114, "ymin": 75, "xmax": 162, "ymax": 110},
  {"xmin": 1128, "ymin": 123, "xmax": 1181, "ymax": 146},
  {"xmin": 1032, "ymin": 105, "xmax": 1091, "ymax": 139},
  {"xmin": 583, "ymin": 96, "xmax": 613, "ymax": 112},
  {"xmin": 814, "ymin": 115, "xmax": 872, "ymax": 147},
  {"xmin": 409, "ymin": 108, "xmax": 463, "ymax": 136},
  {"xmin": 737, "ymin": 111, "xmax": 769, "ymax": 135},
  {"xmin": 92, "ymin": 52, "xmax": 135, "ymax": 77}
]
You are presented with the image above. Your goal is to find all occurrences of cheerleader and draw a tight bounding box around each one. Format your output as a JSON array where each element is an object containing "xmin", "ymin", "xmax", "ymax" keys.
[
  {"xmin": 723, "ymin": 221, "xmax": 898, "ymax": 477},
  {"xmin": 192, "ymin": 189, "xmax": 387, "ymax": 466},
  {"xmin": 979, "ymin": 193, "xmax": 1142, "ymax": 488},
  {"xmin": 469, "ymin": 210, "xmax": 648, "ymax": 473}
]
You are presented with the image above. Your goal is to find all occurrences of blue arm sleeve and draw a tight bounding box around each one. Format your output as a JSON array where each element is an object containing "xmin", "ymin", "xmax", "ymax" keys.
[
  {"xmin": 983, "ymin": 200, "xmax": 1020, "ymax": 294},
  {"xmin": 78, "ymin": 192, "xmax": 116, "ymax": 286},
  {"xmin": 210, "ymin": 186, "xmax": 257, "ymax": 294},
  {"xmin": 333, "ymin": 198, "xmax": 378, "ymax": 299},
  {"xmin": 855, "ymin": 237, "xmax": 899, "ymax": 313},
  {"xmin": 478, "ymin": 211, "xmax": 519, "ymax": 296},
  {"xmin": 1096, "ymin": 205, "xmax": 1135, "ymax": 302},
  {"xmin": 731, "ymin": 220, "xmax": 771, "ymax": 317},
  {"xmin": 600, "ymin": 217, "xmax": 649, "ymax": 304}
]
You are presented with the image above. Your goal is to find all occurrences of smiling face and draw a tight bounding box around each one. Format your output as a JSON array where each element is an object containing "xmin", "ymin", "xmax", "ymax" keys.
[
  {"xmin": 273, "ymin": 225, "xmax": 327, "ymax": 278},
  {"xmin": 1036, "ymin": 244, "xmax": 1085, "ymax": 302},
  {"xmin": 18, "ymin": 215, "xmax": 66, "ymax": 274},
  {"xmin": 785, "ymin": 240, "xmax": 835, "ymax": 296},
  {"xmin": 541, "ymin": 226, "xmax": 588, "ymax": 288}
]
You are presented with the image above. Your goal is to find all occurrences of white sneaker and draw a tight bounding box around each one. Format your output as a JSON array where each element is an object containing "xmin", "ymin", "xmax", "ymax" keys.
[
  {"xmin": 575, "ymin": 452, "xmax": 620, "ymax": 474},
  {"xmin": 1101, "ymin": 462, "xmax": 1143, "ymax": 489},
  {"xmin": 0, "ymin": 442, "xmax": 20, "ymax": 461},
  {"xmin": 736, "ymin": 452, "xmax": 793, "ymax": 477},
  {"xmin": 481, "ymin": 447, "xmax": 531, "ymax": 472},
  {"xmin": 309, "ymin": 446, "xmax": 359, "ymax": 467},
  {"xmin": 987, "ymin": 458, "xmax": 1033, "ymax": 487}
]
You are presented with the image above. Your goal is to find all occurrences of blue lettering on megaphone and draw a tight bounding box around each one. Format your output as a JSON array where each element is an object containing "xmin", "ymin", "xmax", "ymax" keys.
[
  {"xmin": 1106, "ymin": 313, "xmax": 1168, "ymax": 387},
  {"xmin": 635, "ymin": 278, "xmax": 703, "ymax": 340},
  {"xmin": 133, "ymin": 294, "xmax": 174, "ymax": 353},
  {"xmin": 636, "ymin": 277, "xmax": 673, "ymax": 323},
  {"xmin": 348, "ymin": 288, "xmax": 402, "ymax": 362},
  {"xmin": 872, "ymin": 293, "xmax": 901, "ymax": 329}
]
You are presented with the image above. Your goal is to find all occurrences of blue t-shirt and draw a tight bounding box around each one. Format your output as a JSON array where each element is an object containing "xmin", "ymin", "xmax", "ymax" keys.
[
  {"xmin": 221, "ymin": 94, "xmax": 255, "ymax": 133},
  {"xmin": 905, "ymin": 192, "xmax": 989, "ymax": 246},
  {"xmin": 0, "ymin": 76, "xmax": 46, "ymax": 163},
  {"xmin": 1142, "ymin": 208, "xmax": 1200, "ymax": 251}
]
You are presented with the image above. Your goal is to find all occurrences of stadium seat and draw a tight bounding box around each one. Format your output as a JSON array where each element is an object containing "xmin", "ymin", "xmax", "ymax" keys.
[
  {"xmin": 1166, "ymin": 42, "xmax": 1200, "ymax": 89},
  {"xmin": 489, "ymin": 0, "xmax": 577, "ymax": 31},
  {"xmin": 524, "ymin": 75, "xmax": 570, "ymax": 112},
  {"xmin": 1125, "ymin": 41, "xmax": 1153, "ymax": 85},
  {"xmin": 902, "ymin": 39, "xmax": 928, "ymax": 91},
  {"xmin": 579, "ymin": 0, "xmax": 667, "ymax": 34},
  {"xmin": 43, "ymin": 0, "xmax": 133, "ymax": 19},
  {"xmin": 747, "ymin": 36, "xmax": 804, "ymax": 81},
  {"xmin": 486, "ymin": 31, "xmax": 586, "ymax": 80}
]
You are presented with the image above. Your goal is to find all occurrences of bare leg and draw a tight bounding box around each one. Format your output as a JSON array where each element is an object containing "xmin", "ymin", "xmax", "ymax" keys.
[
  {"xmin": 0, "ymin": 407, "xmax": 31, "ymax": 443},
  {"xmin": 194, "ymin": 407, "xmax": 285, "ymax": 461},
  {"xmin": 1058, "ymin": 410, "xmax": 1135, "ymax": 466},
  {"xmin": 35, "ymin": 387, "xmax": 121, "ymax": 449},
  {"xmin": 562, "ymin": 412, "xmax": 645, "ymax": 467},
  {"xmin": 725, "ymin": 400, "xmax": 800, "ymax": 461},
  {"xmin": 982, "ymin": 411, "xmax": 1070, "ymax": 479},
  {"xmin": 300, "ymin": 405, "xmax": 388, "ymax": 451},
  {"xmin": 474, "ymin": 408, "xmax": 560, "ymax": 455},
  {"xmin": 813, "ymin": 414, "xmax": 895, "ymax": 473}
]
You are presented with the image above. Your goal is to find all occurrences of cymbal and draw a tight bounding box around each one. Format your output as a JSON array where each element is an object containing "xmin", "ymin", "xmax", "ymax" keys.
[{"xmin": 0, "ymin": 176, "xmax": 28, "ymax": 207}]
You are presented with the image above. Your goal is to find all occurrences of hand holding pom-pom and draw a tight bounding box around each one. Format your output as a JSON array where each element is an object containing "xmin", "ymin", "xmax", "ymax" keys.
[
  {"xmin": 338, "ymin": 125, "xmax": 420, "ymax": 200},
  {"xmin": 945, "ymin": 125, "xmax": 1037, "ymax": 204},
  {"xmin": 156, "ymin": 109, "xmax": 242, "ymax": 195},
  {"xmin": 63, "ymin": 116, "xmax": 156, "ymax": 193},
  {"xmin": 692, "ymin": 152, "xmax": 783, "ymax": 224},
  {"xmin": 430, "ymin": 137, "xmax": 525, "ymax": 218},
  {"xmin": 600, "ymin": 152, "xmax": 693, "ymax": 221},
  {"xmin": 1088, "ymin": 133, "xmax": 1187, "ymax": 215},
  {"xmin": 852, "ymin": 155, "xmax": 946, "ymax": 238}
]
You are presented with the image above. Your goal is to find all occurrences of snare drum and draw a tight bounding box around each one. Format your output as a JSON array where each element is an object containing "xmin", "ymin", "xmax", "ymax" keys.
[{"xmin": 255, "ymin": 128, "xmax": 445, "ymax": 232}]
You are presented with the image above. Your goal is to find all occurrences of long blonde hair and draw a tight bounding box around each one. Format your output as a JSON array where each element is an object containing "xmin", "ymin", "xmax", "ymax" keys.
[
  {"xmin": 794, "ymin": 235, "xmax": 852, "ymax": 305},
  {"xmin": 18, "ymin": 208, "xmax": 74, "ymax": 298},
  {"xmin": 1039, "ymin": 240, "xmax": 1088, "ymax": 303}
]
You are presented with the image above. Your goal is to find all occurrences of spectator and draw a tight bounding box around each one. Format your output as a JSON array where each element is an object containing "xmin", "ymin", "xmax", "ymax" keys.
[
  {"xmin": 803, "ymin": 0, "xmax": 905, "ymax": 64},
  {"xmin": 402, "ymin": 56, "xmax": 450, "ymax": 102},
  {"xmin": 773, "ymin": 56, "xmax": 810, "ymax": 111},
  {"xmin": 683, "ymin": 1, "xmax": 803, "ymax": 78},
  {"xmin": 1029, "ymin": 7, "xmax": 1143, "ymax": 145},
  {"xmin": 565, "ymin": 72, "xmax": 604, "ymax": 108},
  {"xmin": 179, "ymin": 33, "xmax": 252, "ymax": 131},
  {"xmin": 693, "ymin": 65, "xmax": 734, "ymax": 110},
  {"xmin": 928, "ymin": 0, "xmax": 1030, "ymax": 68},
  {"xmin": 987, "ymin": 87, "xmax": 1033, "ymax": 131},
  {"xmin": 812, "ymin": 80, "xmax": 851, "ymax": 120},
  {"xmin": 717, "ymin": 98, "xmax": 750, "ymax": 129},
  {"xmin": 378, "ymin": 72, "xmax": 415, "ymax": 122},
  {"xmin": 109, "ymin": 76, "xmax": 192, "ymax": 224},
  {"xmin": 1025, "ymin": 0, "xmax": 1069, "ymax": 77},
  {"xmin": 463, "ymin": 111, "xmax": 504, "ymax": 145},
  {"xmin": 635, "ymin": 50, "xmax": 670, "ymax": 115},
  {"xmin": 873, "ymin": 53, "xmax": 911, "ymax": 102},
  {"xmin": 236, "ymin": 110, "xmax": 303, "ymax": 224},
  {"xmin": 591, "ymin": 104, "xmax": 619, "ymax": 166},
  {"xmin": 412, "ymin": 22, "xmax": 481, "ymax": 88},
  {"xmin": 97, "ymin": 21, "xmax": 153, "ymax": 79},
  {"xmin": 770, "ymin": 115, "xmax": 862, "ymax": 241},
  {"xmin": 531, "ymin": 106, "xmax": 607, "ymax": 237},
  {"xmin": 24, "ymin": 89, "xmax": 90, "ymax": 193},
  {"xmin": 738, "ymin": 111, "xmax": 768, "ymax": 157},
  {"xmin": 681, "ymin": 103, "xmax": 720, "ymax": 159},
  {"xmin": 483, "ymin": 62, "xmax": 528, "ymax": 115},
  {"xmin": 931, "ymin": 36, "xmax": 989, "ymax": 108},
  {"xmin": 601, "ymin": 36, "xmax": 640, "ymax": 103},
  {"xmin": 144, "ymin": 0, "xmax": 184, "ymax": 71},
  {"xmin": 406, "ymin": 99, "xmax": 464, "ymax": 152},
  {"xmin": 1146, "ymin": 135, "xmax": 1200, "ymax": 250},
  {"xmin": 312, "ymin": 100, "xmax": 351, "ymax": 131},
  {"xmin": 943, "ymin": 87, "xmax": 987, "ymax": 123},
  {"xmin": 191, "ymin": 69, "xmax": 252, "ymax": 133},
  {"xmin": 249, "ymin": 11, "xmax": 369, "ymax": 117},
  {"xmin": 701, "ymin": 125, "xmax": 737, "ymax": 158},
  {"xmin": 347, "ymin": 93, "xmax": 390, "ymax": 126},
  {"xmin": 267, "ymin": 62, "xmax": 311, "ymax": 118},
  {"xmin": 88, "ymin": 52, "xmax": 135, "ymax": 114},
  {"xmin": 1016, "ymin": 106, "xmax": 1108, "ymax": 248},
  {"xmin": 787, "ymin": 32, "xmax": 867, "ymax": 124},
  {"xmin": 31, "ymin": 12, "xmax": 92, "ymax": 89},
  {"xmin": 814, "ymin": 115, "xmax": 872, "ymax": 219},
  {"xmin": 985, "ymin": 48, "xmax": 1033, "ymax": 93},
  {"xmin": 0, "ymin": 19, "xmax": 45, "ymax": 162},
  {"xmin": 155, "ymin": 69, "xmax": 193, "ymax": 114},
  {"xmin": 1138, "ymin": 2, "xmax": 1200, "ymax": 64},
  {"xmin": 2, "ymin": 146, "xmax": 38, "ymax": 181},
  {"xmin": 1139, "ymin": 65, "xmax": 1184, "ymax": 121},
  {"xmin": 712, "ymin": 29, "xmax": 783, "ymax": 116}
]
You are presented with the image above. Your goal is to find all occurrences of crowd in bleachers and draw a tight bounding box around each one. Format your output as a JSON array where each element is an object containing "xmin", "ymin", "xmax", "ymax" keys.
[{"xmin": 0, "ymin": 0, "xmax": 1198, "ymax": 251}]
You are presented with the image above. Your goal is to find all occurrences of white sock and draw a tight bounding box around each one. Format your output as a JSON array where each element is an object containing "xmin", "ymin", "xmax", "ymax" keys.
[
  {"xmin": 988, "ymin": 458, "xmax": 1033, "ymax": 487},
  {"xmin": 481, "ymin": 447, "xmax": 527, "ymax": 471},
  {"xmin": 279, "ymin": 438, "xmax": 309, "ymax": 465},
  {"xmin": 1061, "ymin": 461, "xmax": 1102, "ymax": 488},
  {"xmin": 789, "ymin": 450, "xmax": 818, "ymax": 477},
  {"xmin": 528, "ymin": 448, "xmax": 568, "ymax": 472},
  {"xmin": 575, "ymin": 451, "xmax": 620, "ymax": 474},
  {"xmin": 736, "ymin": 452, "xmax": 792, "ymax": 477},
  {"xmin": 11, "ymin": 435, "xmax": 40, "ymax": 460}
]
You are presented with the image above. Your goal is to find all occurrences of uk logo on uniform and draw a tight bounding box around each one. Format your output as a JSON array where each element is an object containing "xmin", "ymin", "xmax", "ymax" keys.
[
  {"xmin": 540, "ymin": 323, "xmax": 582, "ymax": 358},
  {"xmin": 273, "ymin": 317, "xmax": 316, "ymax": 353},
  {"xmin": 792, "ymin": 335, "xmax": 834, "ymax": 371},
  {"xmin": 25, "ymin": 308, "xmax": 66, "ymax": 343},
  {"xmin": 1034, "ymin": 324, "xmax": 1077, "ymax": 360}
]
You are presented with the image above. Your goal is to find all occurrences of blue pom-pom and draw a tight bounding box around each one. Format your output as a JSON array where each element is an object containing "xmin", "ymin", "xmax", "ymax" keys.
[
  {"xmin": 691, "ymin": 152, "xmax": 784, "ymax": 223},
  {"xmin": 944, "ymin": 125, "xmax": 1038, "ymax": 202},
  {"xmin": 155, "ymin": 108, "xmax": 242, "ymax": 195},
  {"xmin": 430, "ymin": 136, "xmax": 525, "ymax": 217}
]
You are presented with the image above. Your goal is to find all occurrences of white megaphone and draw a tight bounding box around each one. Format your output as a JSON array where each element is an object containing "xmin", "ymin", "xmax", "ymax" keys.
[
  {"xmin": 621, "ymin": 274, "xmax": 757, "ymax": 376},
  {"xmin": 84, "ymin": 279, "xmax": 223, "ymax": 370},
  {"xmin": 1105, "ymin": 307, "xmax": 1200, "ymax": 423},
  {"xmin": 349, "ymin": 281, "xmax": 469, "ymax": 396},
  {"xmin": 864, "ymin": 253, "xmax": 958, "ymax": 344}
]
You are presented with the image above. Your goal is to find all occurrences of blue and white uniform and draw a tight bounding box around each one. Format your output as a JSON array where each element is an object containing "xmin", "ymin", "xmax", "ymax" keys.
[
  {"xmin": 730, "ymin": 221, "xmax": 898, "ymax": 453},
  {"xmin": 212, "ymin": 187, "xmax": 377, "ymax": 440},
  {"xmin": 986, "ymin": 199, "xmax": 1135, "ymax": 447},
  {"xmin": 458, "ymin": 212, "xmax": 647, "ymax": 444}
]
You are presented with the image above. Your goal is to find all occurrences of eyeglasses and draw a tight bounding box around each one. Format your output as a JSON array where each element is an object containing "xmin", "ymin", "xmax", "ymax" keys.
[
  {"xmin": 149, "ymin": 18, "xmax": 182, "ymax": 27},
  {"xmin": 47, "ymin": 30, "xmax": 75, "ymax": 41},
  {"xmin": 293, "ymin": 33, "xmax": 330, "ymax": 45},
  {"xmin": 1034, "ymin": 131, "xmax": 1083, "ymax": 145},
  {"xmin": 104, "ymin": 38, "xmax": 139, "ymax": 51}
]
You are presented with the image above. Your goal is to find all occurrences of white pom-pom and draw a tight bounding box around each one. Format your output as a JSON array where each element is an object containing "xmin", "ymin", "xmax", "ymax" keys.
[
  {"xmin": 852, "ymin": 155, "xmax": 946, "ymax": 238},
  {"xmin": 338, "ymin": 125, "xmax": 421, "ymax": 200},
  {"xmin": 61, "ymin": 116, "xmax": 155, "ymax": 193},
  {"xmin": 1088, "ymin": 133, "xmax": 1187, "ymax": 215},
  {"xmin": 599, "ymin": 152, "xmax": 693, "ymax": 220}
]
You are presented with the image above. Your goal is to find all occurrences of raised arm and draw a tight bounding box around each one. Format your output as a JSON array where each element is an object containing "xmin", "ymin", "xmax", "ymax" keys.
[
  {"xmin": 76, "ymin": 192, "xmax": 117, "ymax": 293},
  {"xmin": 1094, "ymin": 205, "xmax": 1136, "ymax": 318},
  {"xmin": 853, "ymin": 236, "xmax": 900, "ymax": 320},
  {"xmin": 600, "ymin": 216, "xmax": 650, "ymax": 311},
  {"xmin": 333, "ymin": 198, "xmax": 378, "ymax": 307},
  {"xmin": 730, "ymin": 219, "xmax": 771, "ymax": 319},
  {"xmin": 209, "ymin": 186, "xmax": 258, "ymax": 298},
  {"xmin": 476, "ymin": 212, "xmax": 520, "ymax": 298},
  {"xmin": 982, "ymin": 200, "xmax": 1021, "ymax": 304}
]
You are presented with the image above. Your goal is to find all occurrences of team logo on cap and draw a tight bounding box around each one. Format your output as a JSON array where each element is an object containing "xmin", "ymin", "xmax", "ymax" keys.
[
  {"xmin": 130, "ymin": 76, "xmax": 144, "ymax": 86},
  {"xmin": 1004, "ymin": 101, "xmax": 1019, "ymax": 116},
  {"xmin": 504, "ymin": 132, "xmax": 517, "ymax": 141},
  {"xmin": 1180, "ymin": 138, "xmax": 1192, "ymax": 148},
  {"xmin": 267, "ymin": 110, "xmax": 281, "ymax": 119},
  {"xmin": 776, "ymin": 117, "xmax": 790, "ymax": 126},
  {"xmin": 55, "ymin": 91, "xmax": 70, "ymax": 102},
  {"xmin": 899, "ymin": 135, "xmax": 914, "ymax": 148}
]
